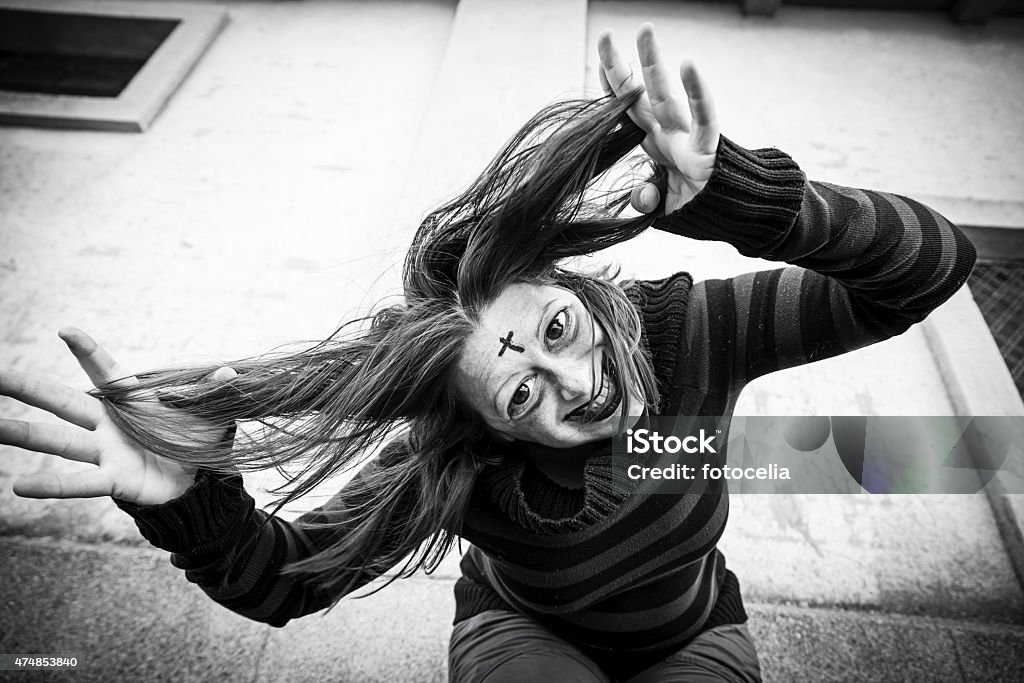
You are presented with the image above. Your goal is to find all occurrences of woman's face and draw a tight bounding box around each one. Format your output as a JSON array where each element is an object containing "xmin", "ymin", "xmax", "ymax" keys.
[{"xmin": 454, "ymin": 282, "xmax": 645, "ymax": 448}]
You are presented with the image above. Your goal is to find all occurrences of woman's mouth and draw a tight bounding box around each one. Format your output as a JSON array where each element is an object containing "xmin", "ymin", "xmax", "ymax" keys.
[{"xmin": 565, "ymin": 353, "xmax": 622, "ymax": 424}]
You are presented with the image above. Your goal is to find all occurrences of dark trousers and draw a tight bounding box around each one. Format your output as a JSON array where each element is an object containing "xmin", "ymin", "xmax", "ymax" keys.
[{"xmin": 449, "ymin": 609, "xmax": 762, "ymax": 682}]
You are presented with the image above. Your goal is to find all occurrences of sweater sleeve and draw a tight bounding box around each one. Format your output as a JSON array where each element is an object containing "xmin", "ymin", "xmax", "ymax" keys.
[
  {"xmin": 653, "ymin": 135, "xmax": 977, "ymax": 396},
  {"xmin": 113, "ymin": 438, "xmax": 420, "ymax": 627}
]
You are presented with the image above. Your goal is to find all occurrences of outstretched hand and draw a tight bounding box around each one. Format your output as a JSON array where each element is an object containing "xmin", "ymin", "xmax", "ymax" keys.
[
  {"xmin": 600, "ymin": 23, "xmax": 720, "ymax": 215},
  {"xmin": 1, "ymin": 328, "xmax": 236, "ymax": 506}
]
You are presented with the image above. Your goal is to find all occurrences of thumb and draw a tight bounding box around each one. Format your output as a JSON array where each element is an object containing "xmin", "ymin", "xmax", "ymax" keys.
[
  {"xmin": 205, "ymin": 366, "xmax": 238, "ymax": 384},
  {"xmin": 58, "ymin": 326, "xmax": 139, "ymax": 390},
  {"xmin": 159, "ymin": 366, "xmax": 237, "ymax": 410},
  {"xmin": 630, "ymin": 183, "xmax": 661, "ymax": 214}
]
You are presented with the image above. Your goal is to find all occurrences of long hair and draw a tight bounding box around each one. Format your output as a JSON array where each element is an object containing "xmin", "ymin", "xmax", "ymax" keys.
[{"xmin": 93, "ymin": 88, "xmax": 663, "ymax": 602}]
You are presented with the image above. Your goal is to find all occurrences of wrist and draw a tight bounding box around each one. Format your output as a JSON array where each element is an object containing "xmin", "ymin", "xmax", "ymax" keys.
[
  {"xmin": 653, "ymin": 135, "xmax": 806, "ymax": 257},
  {"xmin": 151, "ymin": 466, "xmax": 199, "ymax": 506},
  {"xmin": 114, "ymin": 468, "xmax": 252, "ymax": 554}
]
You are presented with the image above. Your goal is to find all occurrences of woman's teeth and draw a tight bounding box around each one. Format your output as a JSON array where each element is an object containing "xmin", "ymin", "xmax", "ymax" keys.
[
  {"xmin": 572, "ymin": 380, "xmax": 608, "ymax": 415},
  {"xmin": 566, "ymin": 358, "xmax": 620, "ymax": 422}
]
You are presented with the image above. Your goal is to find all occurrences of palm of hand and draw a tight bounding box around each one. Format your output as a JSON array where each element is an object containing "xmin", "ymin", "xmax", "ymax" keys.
[
  {"xmin": 598, "ymin": 24, "xmax": 719, "ymax": 215},
  {"xmin": 91, "ymin": 407, "xmax": 199, "ymax": 505},
  {"xmin": 2, "ymin": 328, "xmax": 232, "ymax": 506},
  {"xmin": 642, "ymin": 130, "xmax": 716, "ymax": 213}
]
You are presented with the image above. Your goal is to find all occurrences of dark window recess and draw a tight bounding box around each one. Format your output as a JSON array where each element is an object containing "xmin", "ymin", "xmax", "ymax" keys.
[{"xmin": 0, "ymin": 9, "xmax": 179, "ymax": 98}]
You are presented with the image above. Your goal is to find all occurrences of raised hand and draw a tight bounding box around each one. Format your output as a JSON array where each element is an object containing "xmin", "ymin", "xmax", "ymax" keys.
[
  {"xmin": 1, "ymin": 328, "xmax": 236, "ymax": 506},
  {"xmin": 598, "ymin": 23, "xmax": 720, "ymax": 214}
]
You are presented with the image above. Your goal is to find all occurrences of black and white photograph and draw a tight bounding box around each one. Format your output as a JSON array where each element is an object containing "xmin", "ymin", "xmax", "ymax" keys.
[{"xmin": 1, "ymin": 0, "xmax": 1023, "ymax": 681}]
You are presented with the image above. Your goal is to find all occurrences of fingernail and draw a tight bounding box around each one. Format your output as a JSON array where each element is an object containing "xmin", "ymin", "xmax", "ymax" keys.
[
  {"xmin": 57, "ymin": 327, "xmax": 78, "ymax": 349},
  {"xmin": 215, "ymin": 367, "xmax": 238, "ymax": 381},
  {"xmin": 641, "ymin": 185, "xmax": 658, "ymax": 208}
]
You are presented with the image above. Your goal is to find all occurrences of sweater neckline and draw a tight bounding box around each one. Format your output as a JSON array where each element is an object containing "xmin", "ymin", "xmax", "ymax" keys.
[{"xmin": 481, "ymin": 438, "xmax": 630, "ymax": 535}]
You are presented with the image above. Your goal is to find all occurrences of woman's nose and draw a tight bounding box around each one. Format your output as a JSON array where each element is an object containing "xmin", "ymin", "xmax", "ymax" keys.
[{"xmin": 556, "ymin": 357, "xmax": 594, "ymax": 402}]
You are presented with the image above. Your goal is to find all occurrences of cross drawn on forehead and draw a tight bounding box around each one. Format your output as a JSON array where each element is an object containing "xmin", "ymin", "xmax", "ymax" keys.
[{"xmin": 497, "ymin": 330, "xmax": 525, "ymax": 357}]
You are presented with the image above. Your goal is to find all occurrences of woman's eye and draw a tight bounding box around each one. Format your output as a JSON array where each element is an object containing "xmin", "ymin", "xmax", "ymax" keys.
[
  {"xmin": 511, "ymin": 383, "xmax": 531, "ymax": 406},
  {"xmin": 546, "ymin": 310, "xmax": 568, "ymax": 342}
]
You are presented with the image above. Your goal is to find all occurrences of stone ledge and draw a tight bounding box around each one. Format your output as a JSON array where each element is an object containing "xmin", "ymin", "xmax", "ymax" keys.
[{"xmin": 922, "ymin": 286, "xmax": 1024, "ymax": 598}]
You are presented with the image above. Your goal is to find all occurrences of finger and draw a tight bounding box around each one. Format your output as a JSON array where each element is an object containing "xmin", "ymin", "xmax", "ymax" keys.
[
  {"xmin": 598, "ymin": 30, "xmax": 657, "ymax": 129},
  {"xmin": 636, "ymin": 23, "xmax": 690, "ymax": 132},
  {"xmin": 0, "ymin": 418, "xmax": 100, "ymax": 464},
  {"xmin": 13, "ymin": 468, "xmax": 114, "ymax": 499},
  {"xmin": 598, "ymin": 64, "xmax": 612, "ymax": 97},
  {"xmin": 58, "ymin": 327, "xmax": 138, "ymax": 390},
  {"xmin": 680, "ymin": 61, "xmax": 720, "ymax": 155},
  {"xmin": 0, "ymin": 371, "xmax": 104, "ymax": 430},
  {"xmin": 598, "ymin": 29, "xmax": 634, "ymax": 92},
  {"xmin": 598, "ymin": 30, "xmax": 642, "ymax": 96},
  {"xmin": 630, "ymin": 183, "xmax": 662, "ymax": 214},
  {"xmin": 160, "ymin": 365, "xmax": 238, "ymax": 411}
]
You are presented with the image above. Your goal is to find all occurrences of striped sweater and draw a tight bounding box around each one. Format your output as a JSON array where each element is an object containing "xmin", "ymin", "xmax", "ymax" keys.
[{"xmin": 115, "ymin": 136, "xmax": 976, "ymax": 679}]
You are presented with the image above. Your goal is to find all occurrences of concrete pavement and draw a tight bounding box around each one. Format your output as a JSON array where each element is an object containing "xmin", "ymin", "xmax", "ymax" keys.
[{"xmin": 2, "ymin": 536, "xmax": 1023, "ymax": 682}]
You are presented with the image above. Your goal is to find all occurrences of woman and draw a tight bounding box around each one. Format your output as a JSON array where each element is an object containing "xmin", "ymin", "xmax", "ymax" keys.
[{"xmin": 1, "ymin": 24, "xmax": 975, "ymax": 682}]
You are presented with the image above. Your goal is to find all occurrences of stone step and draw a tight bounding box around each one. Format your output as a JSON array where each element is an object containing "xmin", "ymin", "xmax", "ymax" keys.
[{"xmin": 2, "ymin": 537, "xmax": 1021, "ymax": 682}]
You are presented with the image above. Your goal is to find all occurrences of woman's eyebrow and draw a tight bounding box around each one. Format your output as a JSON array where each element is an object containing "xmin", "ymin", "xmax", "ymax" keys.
[{"xmin": 490, "ymin": 297, "xmax": 559, "ymax": 419}]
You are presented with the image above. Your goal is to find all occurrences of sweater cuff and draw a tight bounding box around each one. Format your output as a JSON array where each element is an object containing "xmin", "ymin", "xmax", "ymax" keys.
[
  {"xmin": 653, "ymin": 135, "xmax": 806, "ymax": 258},
  {"xmin": 114, "ymin": 468, "xmax": 255, "ymax": 555}
]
